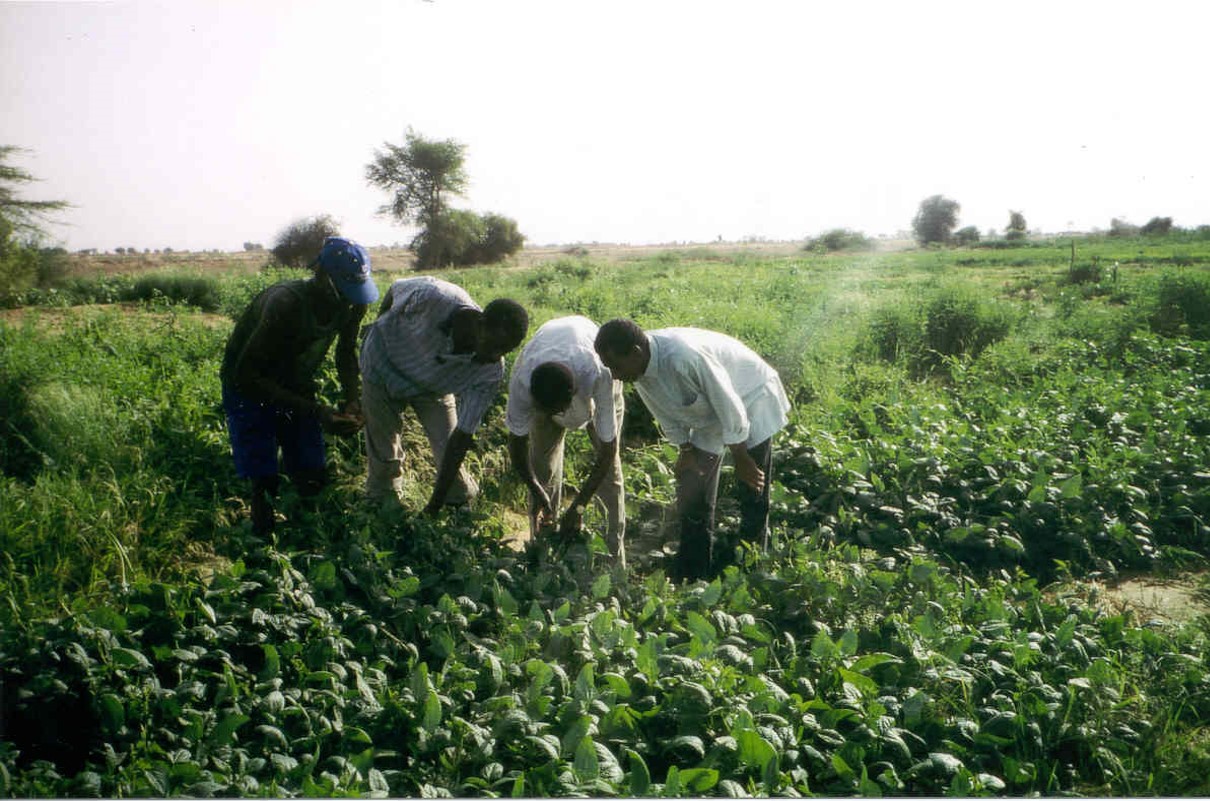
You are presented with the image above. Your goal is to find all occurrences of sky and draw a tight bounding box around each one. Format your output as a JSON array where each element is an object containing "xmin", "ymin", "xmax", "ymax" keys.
[{"xmin": 3, "ymin": 0, "xmax": 1209, "ymax": 252}]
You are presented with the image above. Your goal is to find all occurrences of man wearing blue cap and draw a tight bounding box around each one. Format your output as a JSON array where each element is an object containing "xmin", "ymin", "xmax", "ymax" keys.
[{"xmin": 221, "ymin": 236, "xmax": 379, "ymax": 535}]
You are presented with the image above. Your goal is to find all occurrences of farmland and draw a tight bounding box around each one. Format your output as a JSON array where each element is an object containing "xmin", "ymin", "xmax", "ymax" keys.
[{"xmin": 2, "ymin": 237, "xmax": 1210, "ymax": 796}]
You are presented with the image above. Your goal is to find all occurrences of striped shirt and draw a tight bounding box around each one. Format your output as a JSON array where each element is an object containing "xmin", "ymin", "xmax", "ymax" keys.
[{"xmin": 360, "ymin": 277, "xmax": 504, "ymax": 434}]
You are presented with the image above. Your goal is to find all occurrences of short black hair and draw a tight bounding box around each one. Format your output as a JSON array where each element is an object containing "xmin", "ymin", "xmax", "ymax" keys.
[
  {"xmin": 530, "ymin": 361, "xmax": 575, "ymax": 413},
  {"xmin": 594, "ymin": 318, "xmax": 646, "ymax": 356},
  {"xmin": 482, "ymin": 298, "xmax": 529, "ymax": 350}
]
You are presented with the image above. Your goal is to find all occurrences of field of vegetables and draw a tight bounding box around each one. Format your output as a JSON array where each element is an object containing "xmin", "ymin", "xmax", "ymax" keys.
[{"xmin": 2, "ymin": 238, "xmax": 1210, "ymax": 796}]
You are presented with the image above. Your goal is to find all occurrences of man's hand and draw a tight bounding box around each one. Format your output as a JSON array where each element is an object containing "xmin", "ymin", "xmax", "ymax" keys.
[
  {"xmin": 320, "ymin": 405, "xmax": 362, "ymax": 436},
  {"xmin": 731, "ymin": 445, "xmax": 766, "ymax": 494}
]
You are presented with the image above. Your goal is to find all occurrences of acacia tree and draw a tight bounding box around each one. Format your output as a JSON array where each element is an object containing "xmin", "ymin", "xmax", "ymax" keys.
[
  {"xmin": 1, "ymin": 146, "xmax": 69, "ymax": 236},
  {"xmin": 1, "ymin": 146, "xmax": 69, "ymax": 292},
  {"xmin": 1005, "ymin": 210, "xmax": 1027, "ymax": 241},
  {"xmin": 366, "ymin": 130, "xmax": 469, "ymax": 268},
  {"xmin": 912, "ymin": 195, "xmax": 960, "ymax": 246},
  {"xmin": 366, "ymin": 129, "xmax": 524, "ymax": 269}
]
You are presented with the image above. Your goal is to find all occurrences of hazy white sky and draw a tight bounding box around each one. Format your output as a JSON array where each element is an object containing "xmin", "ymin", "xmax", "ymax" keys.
[{"xmin": 3, "ymin": 0, "xmax": 1208, "ymax": 251}]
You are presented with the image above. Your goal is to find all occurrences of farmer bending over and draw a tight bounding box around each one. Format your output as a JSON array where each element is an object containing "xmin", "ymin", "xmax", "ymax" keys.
[
  {"xmin": 221, "ymin": 236, "xmax": 377, "ymax": 535},
  {"xmin": 359, "ymin": 276, "xmax": 528, "ymax": 514},
  {"xmin": 506, "ymin": 316, "xmax": 627, "ymax": 565},
  {"xmin": 594, "ymin": 319, "xmax": 790, "ymax": 581}
]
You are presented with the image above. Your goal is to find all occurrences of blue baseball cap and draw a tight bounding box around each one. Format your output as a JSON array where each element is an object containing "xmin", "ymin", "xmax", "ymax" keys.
[{"xmin": 317, "ymin": 236, "xmax": 379, "ymax": 305}]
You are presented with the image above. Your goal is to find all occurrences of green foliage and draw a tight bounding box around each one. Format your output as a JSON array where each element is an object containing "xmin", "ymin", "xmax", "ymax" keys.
[
  {"xmin": 270, "ymin": 214, "xmax": 339, "ymax": 269},
  {"xmin": 1005, "ymin": 210, "xmax": 1028, "ymax": 241},
  {"xmin": 803, "ymin": 228, "xmax": 873, "ymax": 253},
  {"xmin": 3, "ymin": 243, "xmax": 1210, "ymax": 797},
  {"xmin": 1149, "ymin": 271, "xmax": 1210, "ymax": 339},
  {"xmin": 0, "ymin": 145, "xmax": 69, "ymax": 237},
  {"xmin": 413, "ymin": 209, "xmax": 526, "ymax": 269},
  {"xmin": 953, "ymin": 225, "xmax": 981, "ymax": 246},
  {"xmin": 912, "ymin": 195, "xmax": 960, "ymax": 246},
  {"xmin": 1140, "ymin": 216, "xmax": 1175, "ymax": 236},
  {"xmin": 864, "ymin": 285, "xmax": 1016, "ymax": 375}
]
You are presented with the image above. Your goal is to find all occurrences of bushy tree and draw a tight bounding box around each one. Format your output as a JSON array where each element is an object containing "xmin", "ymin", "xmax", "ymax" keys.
[
  {"xmin": 912, "ymin": 195, "xmax": 960, "ymax": 246},
  {"xmin": 1005, "ymin": 210, "xmax": 1027, "ymax": 241},
  {"xmin": 1108, "ymin": 218, "xmax": 1139, "ymax": 238},
  {"xmin": 413, "ymin": 209, "xmax": 526, "ymax": 268},
  {"xmin": 366, "ymin": 129, "xmax": 523, "ymax": 269},
  {"xmin": 953, "ymin": 226, "xmax": 980, "ymax": 246},
  {"xmin": 270, "ymin": 214, "xmax": 340, "ymax": 268},
  {"xmin": 803, "ymin": 228, "xmax": 874, "ymax": 253},
  {"xmin": 1140, "ymin": 216, "xmax": 1174, "ymax": 236}
]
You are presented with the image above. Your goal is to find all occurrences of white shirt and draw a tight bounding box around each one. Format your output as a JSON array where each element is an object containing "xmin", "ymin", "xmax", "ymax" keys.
[
  {"xmin": 636, "ymin": 327, "xmax": 790, "ymax": 455},
  {"xmin": 359, "ymin": 277, "xmax": 503, "ymax": 434},
  {"xmin": 506, "ymin": 316, "xmax": 620, "ymax": 441}
]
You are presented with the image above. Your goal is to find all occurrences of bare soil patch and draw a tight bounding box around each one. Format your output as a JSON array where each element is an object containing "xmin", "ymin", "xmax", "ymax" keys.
[
  {"xmin": 0, "ymin": 303, "xmax": 231, "ymax": 332},
  {"xmin": 1058, "ymin": 572, "xmax": 1210, "ymax": 625}
]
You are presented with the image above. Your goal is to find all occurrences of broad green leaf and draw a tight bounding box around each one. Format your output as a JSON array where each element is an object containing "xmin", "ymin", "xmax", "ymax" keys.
[
  {"xmin": 810, "ymin": 630, "xmax": 837, "ymax": 660},
  {"xmin": 573, "ymin": 736, "xmax": 599, "ymax": 781},
  {"xmin": 98, "ymin": 693, "xmax": 124, "ymax": 731},
  {"xmin": 261, "ymin": 644, "xmax": 280, "ymax": 679},
  {"xmin": 686, "ymin": 611, "xmax": 716, "ymax": 644},
  {"xmin": 837, "ymin": 629, "xmax": 859, "ymax": 657},
  {"xmin": 421, "ymin": 689, "xmax": 441, "ymax": 732},
  {"xmin": 679, "ymin": 768, "xmax": 719, "ymax": 793},
  {"xmin": 663, "ymin": 766, "xmax": 681, "ymax": 797},
  {"xmin": 574, "ymin": 663, "xmax": 596, "ymax": 703},
  {"xmin": 736, "ymin": 729, "xmax": 776, "ymax": 770},
  {"xmin": 110, "ymin": 647, "xmax": 151, "ymax": 670},
  {"xmin": 212, "ymin": 712, "xmax": 249, "ymax": 746},
  {"xmin": 591, "ymin": 573, "xmax": 611, "ymax": 600},
  {"xmin": 625, "ymin": 748, "xmax": 651, "ymax": 796}
]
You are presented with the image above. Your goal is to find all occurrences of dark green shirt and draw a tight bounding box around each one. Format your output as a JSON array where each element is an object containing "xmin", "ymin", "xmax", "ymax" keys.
[{"xmin": 221, "ymin": 279, "xmax": 366, "ymax": 414}]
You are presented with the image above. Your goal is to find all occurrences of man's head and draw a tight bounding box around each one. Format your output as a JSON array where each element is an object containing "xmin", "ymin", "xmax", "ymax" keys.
[
  {"xmin": 594, "ymin": 318, "xmax": 649, "ymax": 382},
  {"xmin": 474, "ymin": 298, "xmax": 529, "ymax": 363},
  {"xmin": 316, "ymin": 237, "xmax": 379, "ymax": 305},
  {"xmin": 530, "ymin": 361, "xmax": 575, "ymax": 415}
]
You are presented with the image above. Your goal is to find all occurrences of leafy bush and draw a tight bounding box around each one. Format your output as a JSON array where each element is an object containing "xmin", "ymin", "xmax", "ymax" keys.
[
  {"xmin": 270, "ymin": 214, "xmax": 339, "ymax": 268},
  {"xmin": 413, "ymin": 209, "xmax": 525, "ymax": 268},
  {"xmin": 865, "ymin": 286, "xmax": 1015, "ymax": 374},
  {"xmin": 952, "ymin": 225, "xmax": 980, "ymax": 246},
  {"xmin": 1066, "ymin": 261, "xmax": 1103, "ymax": 285},
  {"xmin": 1140, "ymin": 216, "xmax": 1175, "ymax": 236},
  {"xmin": 1150, "ymin": 271, "xmax": 1210, "ymax": 339},
  {"xmin": 127, "ymin": 274, "xmax": 222, "ymax": 311},
  {"xmin": 803, "ymin": 228, "xmax": 873, "ymax": 253}
]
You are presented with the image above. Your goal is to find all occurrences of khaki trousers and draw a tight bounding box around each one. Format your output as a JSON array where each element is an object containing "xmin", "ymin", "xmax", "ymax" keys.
[
  {"xmin": 528, "ymin": 385, "xmax": 626, "ymax": 566},
  {"xmin": 362, "ymin": 377, "xmax": 478, "ymax": 505}
]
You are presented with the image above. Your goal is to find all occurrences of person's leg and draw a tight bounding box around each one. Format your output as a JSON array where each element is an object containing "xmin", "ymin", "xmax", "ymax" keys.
[
  {"xmin": 279, "ymin": 406, "xmax": 327, "ymax": 497},
  {"xmin": 223, "ymin": 384, "xmax": 282, "ymax": 535},
  {"xmin": 362, "ymin": 378, "xmax": 406, "ymax": 502},
  {"xmin": 411, "ymin": 393, "xmax": 478, "ymax": 505},
  {"xmin": 589, "ymin": 385, "xmax": 627, "ymax": 567},
  {"xmin": 724, "ymin": 437, "xmax": 774, "ymax": 570},
  {"xmin": 674, "ymin": 446, "xmax": 720, "ymax": 581},
  {"xmin": 528, "ymin": 411, "xmax": 566, "ymax": 536}
]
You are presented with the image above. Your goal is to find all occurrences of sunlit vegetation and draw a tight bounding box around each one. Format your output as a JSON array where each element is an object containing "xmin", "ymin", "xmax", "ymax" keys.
[{"xmin": 2, "ymin": 239, "xmax": 1209, "ymax": 796}]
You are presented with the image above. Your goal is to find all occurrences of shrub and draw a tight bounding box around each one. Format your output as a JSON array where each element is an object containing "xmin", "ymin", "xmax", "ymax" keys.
[
  {"xmin": 127, "ymin": 274, "xmax": 222, "ymax": 311},
  {"xmin": 413, "ymin": 210, "xmax": 525, "ymax": 269},
  {"xmin": 952, "ymin": 226, "xmax": 981, "ymax": 246},
  {"xmin": 1066, "ymin": 261, "xmax": 1103, "ymax": 285},
  {"xmin": 1140, "ymin": 216, "xmax": 1175, "ymax": 236},
  {"xmin": 1150, "ymin": 272, "xmax": 1210, "ymax": 339},
  {"xmin": 803, "ymin": 228, "xmax": 873, "ymax": 253},
  {"xmin": 865, "ymin": 286, "xmax": 1015, "ymax": 374},
  {"xmin": 270, "ymin": 214, "xmax": 339, "ymax": 268}
]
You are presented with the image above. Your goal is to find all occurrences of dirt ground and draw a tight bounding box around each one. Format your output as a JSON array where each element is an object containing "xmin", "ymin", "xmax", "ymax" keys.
[{"xmin": 1057, "ymin": 572, "xmax": 1210, "ymax": 625}]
